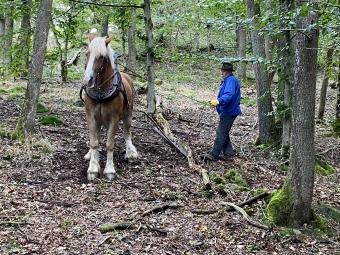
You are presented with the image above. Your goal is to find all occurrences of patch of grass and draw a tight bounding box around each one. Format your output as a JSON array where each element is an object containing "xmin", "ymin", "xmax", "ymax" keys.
[
  {"xmin": 0, "ymin": 126, "xmax": 13, "ymax": 139},
  {"xmin": 312, "ymin": 213, "xmax": 330, "ymax": 233},
  {"xmin": 241, "ymin": 96, "xmax": 257, "ymax": 106},
  {"xmin": 39, "ymin": 115, "xmax": 63, "ymax": 126},
  {"xmin": 37, "ymin": 103, "xmax": 49, "ymax": 113},
  {"xmin": 224, "ymin": 168, "xmax": 249, "ymax": 188},
  {"xmin": 59, "ymin": 219, "xmax": 72, "ymax": 230},
  {"xmin": 279, "ymin": 227, "xmax": 295, "ymax": 237},
  {"xmin": 331, "ymin": 118, "xmax": 340, "ymax": 135},
  {"xmin": 209, "ymin": 173, "xmax": 225, "ymax": 184},
  {"xmin": 315, "ymin": 159, "xmax": 336, "ymax": 176},
  {"xmin": 199, "ymin": 190, "xmax": 214, "ymax": 199},
  {"xmin": 253, "ymin": 187, "xmax": 269, "ymax": 196}
]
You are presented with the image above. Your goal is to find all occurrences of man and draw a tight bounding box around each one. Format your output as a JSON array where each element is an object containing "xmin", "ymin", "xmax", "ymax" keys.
[{"xmin": 202, "ymin": 62, "xmax": 241, "ymax": 161}]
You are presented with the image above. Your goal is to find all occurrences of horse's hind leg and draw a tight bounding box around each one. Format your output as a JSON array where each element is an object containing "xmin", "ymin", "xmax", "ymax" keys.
[
  {"xmin": 123, "ymin": 113, "xmax": 138, "ymax": 159},
  {"xmin": 103, "ymin": 119, "xmax": 119, "ymax": 181}
]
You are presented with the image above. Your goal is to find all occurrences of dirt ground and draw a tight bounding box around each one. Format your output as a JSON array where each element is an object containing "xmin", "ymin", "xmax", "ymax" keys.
[{"xmin": 0, "ymin": 79, "xmax": 339, "ymax": 255}]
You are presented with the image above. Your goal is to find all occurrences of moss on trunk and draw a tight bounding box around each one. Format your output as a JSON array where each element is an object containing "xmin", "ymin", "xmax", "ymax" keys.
[{"xmin": 265, "ymin": 185, "xmax": 293, "ymax": 226}]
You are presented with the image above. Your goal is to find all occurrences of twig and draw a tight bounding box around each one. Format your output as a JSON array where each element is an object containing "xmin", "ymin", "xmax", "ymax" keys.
[
  {"xmin": 0, "ymin": 221, "xmax": 28, "ymax": 226},
  {"xmin": 97, "ymin": 235, "xmax": 112, "ymax": 247},
  {"xmin": 142, "ymin": 203, "xmax": 182, "ymax": 217},
  {"xmin": 316, "ymin": 146, "xmax": 339, "ymax": 156},
  {"xmin": 145, "ymin": 224, "xmax": 168, "ymax": 236},
  {"xmin": 221, "ymin": 202, "xmax": 269, "ymax": 230},
  {"xmin": 191, "ymin": 209, "xmax": 219, "ymax": 215}
]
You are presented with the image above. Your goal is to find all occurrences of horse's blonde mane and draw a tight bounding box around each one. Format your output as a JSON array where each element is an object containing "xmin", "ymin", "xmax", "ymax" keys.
[{"xmin": 88, "ymin": 37, "xmax": 115, "ymax": 69}]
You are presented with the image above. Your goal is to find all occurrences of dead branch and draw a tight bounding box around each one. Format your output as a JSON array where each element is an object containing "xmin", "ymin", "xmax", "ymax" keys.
[
  {"xmin": 191, "ymin": 209, "xmax": 219, "ymax": 215},
  {"xmin": 142, "ymin": 203, "xmax": 182, "ymax": 217},
  {"xmin": 221, "ymin": 202, "xmax": 269, "ymax": 230},
  {"xmin": 145, "ymin": 224, "xmax": 168, "ymax": 235},
  {"xmin": 66, "ymin": 48, "xmax": 83, "ymax": 67},
  {"xmin": 236, "ymin": 191, "xmax": 270, "ymax": 208},
  {"xmin": 153, "ymin": 112, "xmax": 211, "ymax": 189},
  {"xmin": 0, "ymin": 221, "xmax": 29, "ymax": 226},
  {"xmin": 100, "ymin": 222, "xmax": 136, "ymax": 233}
]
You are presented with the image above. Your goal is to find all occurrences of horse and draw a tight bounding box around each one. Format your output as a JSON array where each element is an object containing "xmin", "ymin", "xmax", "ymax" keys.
[{"xmin": 83, "ymin": 36, "xmax": 138, "ymax": 181}]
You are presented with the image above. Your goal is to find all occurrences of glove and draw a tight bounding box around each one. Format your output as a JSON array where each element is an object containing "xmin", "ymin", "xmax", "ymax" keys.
[{"xmin": 209, "ymin": 99, "xmax": 219, "ymax": 107}]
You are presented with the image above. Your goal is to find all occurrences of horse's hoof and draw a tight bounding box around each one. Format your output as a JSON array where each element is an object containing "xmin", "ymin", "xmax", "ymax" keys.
[
  {"xmin": 87, "ymin": 172, "xmax": 99, "ymax": 181},
  {"xmin": 104, "ymin": 172, "xmax": 117, "ymax": 181},
  {"xmin": 125, "ymin": 150, "xmax": 138, "ymax": 159}
]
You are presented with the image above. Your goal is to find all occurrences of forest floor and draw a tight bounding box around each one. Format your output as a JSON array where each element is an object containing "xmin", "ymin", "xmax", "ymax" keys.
[{"xmin": 0, "ymin": 64, "xmax": 339, "ymax": 254}]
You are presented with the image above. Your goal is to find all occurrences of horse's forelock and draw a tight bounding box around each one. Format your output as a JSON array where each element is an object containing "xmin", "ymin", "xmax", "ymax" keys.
[{"xmin": 89, "ymin": 37, "xmax": 115, "ymax": 69}]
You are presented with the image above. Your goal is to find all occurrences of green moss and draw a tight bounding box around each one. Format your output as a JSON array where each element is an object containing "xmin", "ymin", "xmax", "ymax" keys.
[
  {"xmin": 7, "ymin": 86, "xmax": 26, "ymax": 101},
  {"xmin": 312, "ymin": 213, "xmax": 329, "ymax": 233},
  {"xmin": 224, "ymin": 168, "xmax": 249, "ymax": 188},
  {"xmin": 253, "ymin": 187, "xmax": 269, "ymax": 196},
  {"xmin": 215, "ymin": 183, "xmax": 227, "ymax": 196},
  {"xmin": 199, "ymin": 190, "xmax": 214, "ymax": 199},
  {"xmin": 210, "ymin": 174, "xmax": 225, "ymax": 184},
  {"xmin": 315, "ymin": 159, "xmax": 336, "ymax": 176},
  {"xmin": 279, "ymin": 227, "xmax": 295, "ymax": 237},
  {"xmin": 0, "ymin": 88, "xmax": 7, "ymax": 94},
  {"xmin": 39, "ymin": 115, "xmax": 63, "ymax": 126},
  {"xmin": 265, "ymin": 185, "xmax": 293, "ymax": 226},
  {"xmin": 331, "ymin": 118, "xmax": 340, "ymax": 135},
  {"xmin": 37, "ymin": 103, "xmax": 49, "ymax": 113},
  {"xmin": 280, "ymin": 164, "xmax": 289, "ymax": 172},
  {"xmin": 0, "ymin": 127, "xmax": 13, "ymax": 138}
]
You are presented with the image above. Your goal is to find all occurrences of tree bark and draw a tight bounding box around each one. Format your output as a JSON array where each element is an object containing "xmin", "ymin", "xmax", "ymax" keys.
[
  {"xmin": 336, "ymin": 63, "xmax": 340, "ymax": 119},
  {"xmin": 318, "ymin": 48, "xmax": 334, "ymax": 120},
  {"xmin": 236, "ymin": 26, "xmax": 247, "ymax": 80},
  {"xmin": 144, "ymin": 0, "xmax": 156, "ymax": 114},
  {"xmin": 4, "ymin": 1, "xmax": 14, "ymax": 68},
  {"xmin": 101, "ymin": 15, "xmax": 109, "ymax": 37},
  {"xmin": 19, "ymin": 0, "xmax": 32, "ymax": 76},
  {"xmin": 287, "ymin": 0, "xmax": 319, "ymax": 226},
  {"xmin": 16, "ymin": 0, "xmax": 53, "ymax": 137},
  {"xmin": 0, "ymin": 17, "xmax": 4, "ymax": 37},
  {"xmin": 246, "ymin": 0, "xmax": 276, "ymax": 144},
  {"xmin": 127, "ymin": 9, "xmax": 137, "ymax": 71}
]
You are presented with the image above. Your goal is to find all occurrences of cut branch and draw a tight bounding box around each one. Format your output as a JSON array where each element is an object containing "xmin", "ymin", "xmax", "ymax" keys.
[
  {"xmin": 221, "ymin": 202, "xmax": 269, "ymax": 230},
  {"xmin": 142, "ymin": 203, "xmax": 182, "ymax": 217}
]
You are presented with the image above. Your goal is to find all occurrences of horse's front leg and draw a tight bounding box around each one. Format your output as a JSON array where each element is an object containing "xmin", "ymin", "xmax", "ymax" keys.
[
  {"xmin": 104, "ymin": 120, "xmax": 119, "ymax": 181},
  {"xmin": 86, "ymin": 117, "xmax": 101, "ymax": 181}
]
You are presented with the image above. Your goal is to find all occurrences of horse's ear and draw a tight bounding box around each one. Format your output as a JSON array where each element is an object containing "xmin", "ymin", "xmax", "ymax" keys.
[
  {"xmin": 88, "ymin": 33, "xmax": 95, "ymax": 42},
  {"xmin": 105, "ymin": 36, "xmax": 112, "ymax": 46}
]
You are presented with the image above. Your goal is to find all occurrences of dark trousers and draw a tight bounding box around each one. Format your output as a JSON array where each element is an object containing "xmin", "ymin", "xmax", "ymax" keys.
[{"xmin": 210, "ymin": 115, "xmax": 236, "ymax": 158}]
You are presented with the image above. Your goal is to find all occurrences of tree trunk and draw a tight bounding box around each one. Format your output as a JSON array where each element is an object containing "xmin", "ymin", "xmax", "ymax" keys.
[
  {"xmin": 246, "ymin": 0, "xmax": 276, "ymax": 144},
  {"xmin": 121, "ymin": 28, "xmax": 127, "ymax": 66},
  {"xmin": 318, "ymin": 48, "xmax": 334, "ymax": 120},
  {"xmin": 101, "ymin": 15, "xmax": 109, "ymax": 37},
  {"xmin": 19, "ymin": 0, "xmax": 32, "ymax": 76},
  {"xmin": 278, "ymin": 0, "xmax": 294, "ymax": 158},
  {"xmin": 127, "ymin": 9, "xmax": 137, "ymax": 71},
  {"xmin": 144, "ymin": 0, "xmax": 156, "ymax": 114},
  {"xmin": 0, "ymin": 17, "xmax": 4, "ymax": 36},
  {"xmin": 236, "ymin": 26, "xmax": 247, "ymax": 80},
  {"xmin": 16, "ymin": 0, "xmax": 53, "ymax": 137},
  {"xmin": 4, "ymin": 4, "xmax": 14, "ymax": 68},
  {"xmin": 287, "ymin": 1, "xmax": 319, "ymax": 226},
  {"xmin": 336, "ymin": 63, "xmax": 340, "ymax": 119}
]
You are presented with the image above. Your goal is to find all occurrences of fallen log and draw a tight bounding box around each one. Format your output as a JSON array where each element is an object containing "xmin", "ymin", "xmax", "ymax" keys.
[{"xmin": 142, "ymin": 203, "xmax": 182, "ymax": 217}]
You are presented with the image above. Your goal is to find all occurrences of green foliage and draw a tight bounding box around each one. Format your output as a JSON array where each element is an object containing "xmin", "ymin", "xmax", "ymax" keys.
[
  {"xmin": 317, "ymin": 203, "xmax": 340, "ymax": 223},
  {"xmin": 241, "ymin": 96, "xmax": 257, "ymax": 106},
  {"xmin": 253, "ymin": 187, "xmax": 269, "ymax": 196},
  {"xmin": 199, "ymin": 190, "xmax": 214, "ymax": 199},
  {"xmin": 311, "ymin": 213, "xmax": 330, "ymax": 233},
  {"xmin": 0, "ymin": 127, "xmax": 13, "ymax": 139},
  {"xmin": 331, "ymin": 118, "xmax": 340, "ymax": 136},
  {"xmin": 39, "ymin": 115, "xmax": 63, "ymax": 126}
]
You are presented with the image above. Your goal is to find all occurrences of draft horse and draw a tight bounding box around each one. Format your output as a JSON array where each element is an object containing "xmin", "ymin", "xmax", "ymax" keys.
[{"xmin": 83, "ymin": 36, "xmax": 138, "ymax": 181}]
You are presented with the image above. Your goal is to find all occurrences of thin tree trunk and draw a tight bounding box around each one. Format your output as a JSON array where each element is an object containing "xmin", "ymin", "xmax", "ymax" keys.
[
  {"xmin": 318, "ymin": 48, "xmax": 334, "ymax": 120},
  {"xmin": 144, "ymin": 0, "xmax": 156, "ymax": 114},
  {"xmin": 336, "ymin": 63, "xmax": 340, "ymax": 119},
  {"xmin": 16, "ymin": 0, "xmax": 54, "ymax": 137},
  {"xmin": 121, "ymin": 28, "xmax": 127, "ymax": 66},
  {"xmin": 287, "ymin": 1, "xmax": 319, "ymax": 226},
  {"xmin": 278, "ymin": 0, "xmax": 294, "ymax": 158},
  {"xmin": 0, "ymin": 17, "xmax": 4, "ymax": 36},
  {"xmin": 0, "ymin": 16, "xmax": 5, "ymax": 69},
  {"xmin": 236, "ymin": 26, "xmax": 247, "ymax": 80},
  {"xmin": 4, "ymin": 3, "xmax": 14, "ymax": 68},
  {"xmin": 101, "ymin": 15, "xmax": 109, "ymax": 37},
  {"xmin": 127, "ymin": 9, "xmax": 137, "ymax": 71},
  {"xmin": 19, "ymin": 0, "xmax": 31, "ymax": 76},
  {"xmin": 265, "ymin": 0, "xmax": 276, "ymax": 85},
  {"xmin": 247, "ymin": 0, "xmax": 276, "ymax": 144}
]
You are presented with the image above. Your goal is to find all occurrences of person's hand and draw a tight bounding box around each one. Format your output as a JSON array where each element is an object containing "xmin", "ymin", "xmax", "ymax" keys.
[{"xmin": 209, "ymin": 99, "xmax": 219, "ymax": 107}]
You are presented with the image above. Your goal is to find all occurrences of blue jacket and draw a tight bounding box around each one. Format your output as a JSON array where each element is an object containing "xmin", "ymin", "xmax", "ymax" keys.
[{"xmin": 216, "ymin": 74, "xmax": 241, "ymax": 117}]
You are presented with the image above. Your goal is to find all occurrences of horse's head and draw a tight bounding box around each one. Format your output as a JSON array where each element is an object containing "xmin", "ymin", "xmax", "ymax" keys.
[{"xmin": 84, "ymin": 36, "xmax": 115, "ymax": 88}]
